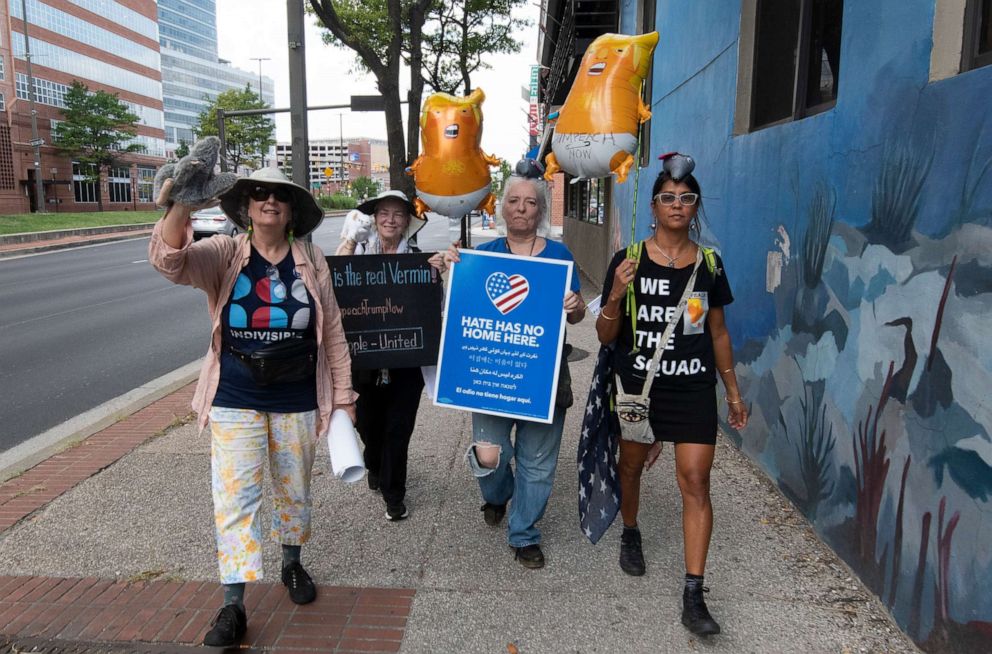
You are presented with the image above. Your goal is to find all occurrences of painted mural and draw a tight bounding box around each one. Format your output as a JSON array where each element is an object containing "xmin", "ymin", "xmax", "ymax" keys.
[{"xmin": 608, "ymin": 2, "xmax": 992, "ymax": 652}]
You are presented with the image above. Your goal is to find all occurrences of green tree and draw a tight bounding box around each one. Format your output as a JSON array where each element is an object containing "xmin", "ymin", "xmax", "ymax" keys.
[
  {"xmin": 350, "ymin": 175, "xmax": 379, "ymax": 200},
  {"xmin": 421, "ymin": 0, "xmax": 529, "ymax": 95},
  {"xmin": 195, "ymin": 86, "xmax": 275, "ymax": 172},
  {"xmin": 310, "ymin": 0, "xmax": 431, "ymax": 196},
  {"xmin": 52, "ymin": 81, "xmax": 144, "ymax": 211},
  {"xmin": 173, "ymin": 139, "xmax": 190, "ymax": 160}
]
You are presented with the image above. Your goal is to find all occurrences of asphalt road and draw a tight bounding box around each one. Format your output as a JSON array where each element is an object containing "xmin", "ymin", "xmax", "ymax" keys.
[{"xmin": 0, "ymin": 212, "xmax": 482, "ymax": 452}]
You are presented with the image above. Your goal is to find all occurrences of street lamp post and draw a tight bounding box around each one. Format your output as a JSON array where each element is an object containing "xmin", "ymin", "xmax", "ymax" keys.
[
  {"xmin": 250, "ymin": 57, "xmax": 271, "ymax": 168},
  {"xmin": 20, "ymin": 0, "xmax": 47, "ymax": 213},
  {"xmin": 338, "ymin": 114, "xmax": 346, "ymax": 194}
]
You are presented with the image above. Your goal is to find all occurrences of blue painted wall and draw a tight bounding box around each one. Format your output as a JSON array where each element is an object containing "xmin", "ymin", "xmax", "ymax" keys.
[{"xmin": 611, "ymin": 1, "xmax": 992, "ymax": 651}]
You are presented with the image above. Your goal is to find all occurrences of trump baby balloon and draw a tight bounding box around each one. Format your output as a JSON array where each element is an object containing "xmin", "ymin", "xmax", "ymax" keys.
[
  {"xmin": 408, "ymin": 88, "xmax": 501, "ymax": 221},
  {"xmin": 544, "ymin": 32, "xmax": 659, "ymax": 184}
]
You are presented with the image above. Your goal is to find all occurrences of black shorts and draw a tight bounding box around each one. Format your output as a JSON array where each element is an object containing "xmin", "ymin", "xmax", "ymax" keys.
[{"xmin": 647, "ymin": 386, "xmax": 717, "ymax": 445}]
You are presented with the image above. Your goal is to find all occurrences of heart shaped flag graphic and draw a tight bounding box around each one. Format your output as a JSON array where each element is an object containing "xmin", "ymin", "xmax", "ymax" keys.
[{"xmin": 485, "ymin": 272, "xmax": 529, "ymax": 315}]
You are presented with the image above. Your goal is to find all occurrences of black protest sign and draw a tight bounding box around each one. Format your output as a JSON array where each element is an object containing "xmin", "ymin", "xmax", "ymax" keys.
[{"xmin": 328, "ymin": 253, "xmax": 443, "ymax": 369}]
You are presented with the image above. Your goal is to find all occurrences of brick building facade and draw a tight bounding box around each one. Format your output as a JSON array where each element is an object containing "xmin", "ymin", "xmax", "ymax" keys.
[{"xmin": 0, "ymin": 0, "xmax": 166, "ymax": 215}]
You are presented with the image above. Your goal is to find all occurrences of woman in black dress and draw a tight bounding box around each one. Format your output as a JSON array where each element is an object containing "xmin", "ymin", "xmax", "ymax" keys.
[{"xmin": 596, "ymin": 154, "xmax": 748, "ymax": 637}]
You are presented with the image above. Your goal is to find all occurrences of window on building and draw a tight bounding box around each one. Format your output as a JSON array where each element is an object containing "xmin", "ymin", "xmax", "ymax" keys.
[
  {"xmin": 108, "ymin": 166, "xmax": 131, "ymax": 203},
  {"xmin": 73, "ymin": 163, "xmax": 98, "ymax": 203},
  {"xmin": 749, "ymin": 0, "xmax": 843, "ymax": 130},
  {"xmin": 0, "ymin": 93, "xmax": 5, "ymax": 112},
  {"xmin": 137, "ymin": 166, "xmax": 156, "ymax": 203},
  {"xmin": 567, "ymin": 177, "xmax": 609, "ymax": 225},
  {"xmin": 964, "ymin": 0, "xmax": 992, "ymax": 71},
  {"xmin": 0, "ymin": 55, "xmax": 5, "ymax": 81}
]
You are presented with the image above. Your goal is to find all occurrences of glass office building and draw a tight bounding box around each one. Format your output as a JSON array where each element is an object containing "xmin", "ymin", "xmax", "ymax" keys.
[{"xmin": 157, "ymin": 0, "xmax": 274, "ymax": 157}]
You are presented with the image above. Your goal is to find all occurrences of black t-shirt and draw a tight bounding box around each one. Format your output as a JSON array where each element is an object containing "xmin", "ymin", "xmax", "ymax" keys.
[
  {"xmin": 601, "ymin": 246, "xmax": 733, "ymax": 396},
  {"xmin": 213, "ymin": 247, "xmax": 318, "ymax": 413}
]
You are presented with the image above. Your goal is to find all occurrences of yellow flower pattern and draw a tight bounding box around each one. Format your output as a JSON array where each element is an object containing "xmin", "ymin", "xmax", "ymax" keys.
[{"xmin": 209, "ymin": 407, "xmax": 317, "ymax": 584}]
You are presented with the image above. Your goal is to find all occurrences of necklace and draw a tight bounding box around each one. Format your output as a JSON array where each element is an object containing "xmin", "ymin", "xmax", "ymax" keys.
[
  {"xmin": 506, "ymin": 237, "xmax": 538, "ymax": 256},
  {"xmin": 649, "ymin": 238, "xmax": 689, "ymax": 268}
]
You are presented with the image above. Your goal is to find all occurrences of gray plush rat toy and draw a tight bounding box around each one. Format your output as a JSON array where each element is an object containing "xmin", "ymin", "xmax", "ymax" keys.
[{"xmin": 154, "ymin": 136, "xmax": 238, "ymax": 208}]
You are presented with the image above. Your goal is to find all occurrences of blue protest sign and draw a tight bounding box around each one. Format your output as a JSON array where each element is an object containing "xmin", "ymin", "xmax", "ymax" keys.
[{"xmin": 434, "ymin": 249, "xmax": 572, "ymax": 423}]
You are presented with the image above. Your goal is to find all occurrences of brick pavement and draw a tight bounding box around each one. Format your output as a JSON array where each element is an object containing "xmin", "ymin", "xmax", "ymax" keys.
[{"xmin": 0, "ymin": 385, "xmax": 415, "ymax": 653}]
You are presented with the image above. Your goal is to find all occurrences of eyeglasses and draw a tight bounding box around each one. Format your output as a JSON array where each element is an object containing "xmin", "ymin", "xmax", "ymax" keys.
[
  {"xmin": 654, "ymin": 192, "xmax": 699, "ymax": 206},
  {"xmin": 247, "ymin": 184, "xmax": 292, "ymax": 203}
]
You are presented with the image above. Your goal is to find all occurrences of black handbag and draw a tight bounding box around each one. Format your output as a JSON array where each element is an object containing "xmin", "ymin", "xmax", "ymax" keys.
[
  {"xmin": 555, "ymin": 343, "xmax": 574, "ymax": 409},
  {"xmin": 229, "ymin": 338, "xmax": 318, "ymax": 386}
]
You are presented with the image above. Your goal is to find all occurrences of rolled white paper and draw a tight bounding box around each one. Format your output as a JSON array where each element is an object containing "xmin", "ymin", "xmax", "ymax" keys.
[{"xmin": 327, "ymin": 409, "xmax": 366, "ymax": 483}]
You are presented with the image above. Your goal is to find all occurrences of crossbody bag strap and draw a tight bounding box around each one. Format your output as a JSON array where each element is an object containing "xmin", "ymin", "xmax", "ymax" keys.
[{"xmin": 626, "ymin": 248, "xmax": 704, "ymax": 404}]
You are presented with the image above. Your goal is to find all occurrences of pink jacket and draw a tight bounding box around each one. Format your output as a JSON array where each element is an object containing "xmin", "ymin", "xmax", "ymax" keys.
[{"xmin": 148, "ymin": 221, "xmax": 357, "ymax": 437}]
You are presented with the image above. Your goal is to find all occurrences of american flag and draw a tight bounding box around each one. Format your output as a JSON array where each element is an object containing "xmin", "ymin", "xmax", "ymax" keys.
[
  {"xmin": 577, "ymin": 344, "xmax": 621, "ymax": 544},
  {"xmin": 486, "ymin": 273, "xmax": 529, "ymax": 315}
]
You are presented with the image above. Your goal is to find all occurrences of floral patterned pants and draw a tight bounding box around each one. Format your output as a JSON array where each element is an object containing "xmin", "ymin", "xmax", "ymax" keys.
[{"xmin": 208, "ymin": 407, "xmax": 317, "ymax": 584}]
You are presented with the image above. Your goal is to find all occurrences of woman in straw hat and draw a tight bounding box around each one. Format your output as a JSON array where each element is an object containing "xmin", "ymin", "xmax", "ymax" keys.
[
  {"xmin": 336, "ymin": 189, "xmax": 428, "ymax": 522},
  {"xmin": 150, "ymin": 166, "xmax": 356, "ymax": 648}
]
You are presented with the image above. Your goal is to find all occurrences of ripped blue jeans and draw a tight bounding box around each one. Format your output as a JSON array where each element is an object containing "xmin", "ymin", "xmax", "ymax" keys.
[{"xmin": 469, "ymin": 409, "xmax": 565, "ymax": 547}]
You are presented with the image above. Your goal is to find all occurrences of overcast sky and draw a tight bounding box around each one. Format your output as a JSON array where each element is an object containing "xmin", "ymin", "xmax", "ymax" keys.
[{"xmin": 215, "ymin": 1, "xmax": 541, "ymax": 165}]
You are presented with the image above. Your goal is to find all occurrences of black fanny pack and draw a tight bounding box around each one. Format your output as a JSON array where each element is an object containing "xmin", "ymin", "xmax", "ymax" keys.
[{"xmin": 228, "ymin": 338, "xmax": 318, "ymax": 386}]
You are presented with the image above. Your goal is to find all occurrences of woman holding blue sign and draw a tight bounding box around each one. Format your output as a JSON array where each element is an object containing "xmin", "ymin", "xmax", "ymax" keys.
[
  {"xmin": 595, "ymin": 154, "xmax": 747, "ymax": 637},
  {"xmin": 434, "ymin": 161, "xmax": 586, "ymax": 569}
]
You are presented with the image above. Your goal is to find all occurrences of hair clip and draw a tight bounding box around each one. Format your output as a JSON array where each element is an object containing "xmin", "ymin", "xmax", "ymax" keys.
[
  {"xmin": 658, "ymin": 152, "xmax": 695, "ymax": 181},
  {"xmin": 514, "ymin": 158, "xmax": 545, "ymax": 179}
]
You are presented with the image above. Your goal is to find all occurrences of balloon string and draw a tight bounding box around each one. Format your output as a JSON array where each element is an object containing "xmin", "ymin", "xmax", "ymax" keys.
[{"xmin": 626, "ymin": 84, "xmax": 645, "ymax": 349}]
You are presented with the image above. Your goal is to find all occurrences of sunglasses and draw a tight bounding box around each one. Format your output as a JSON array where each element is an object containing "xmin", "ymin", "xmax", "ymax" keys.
[
  {"xmin": 247, "ymin": 184, "xmax": 293, "ymax": 203},
  {"xmin": 654, "ymin": 192, "xmax": 699, "ymax": 206}
]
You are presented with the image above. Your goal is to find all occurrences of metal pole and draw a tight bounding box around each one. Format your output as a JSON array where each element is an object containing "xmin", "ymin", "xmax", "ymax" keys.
[
  {"xmin": 287, "ymin": 0, "xmax": 309, "ymax": 190},
  {"xmin": 216, "ymin": 108, "xmax": 227, "ymax": 172},
  {"xmin": 250, "ymin": 57, "xmax": 270, "ymax": 168},
  {"xmin": 250, "ymin": 57, "xmax": 270, "ymax": 95},
  {"xmin": 339, "ymin": 113, "xmax": 344, "ymax": 194},
  {"xmin": 20, "ymin": 0, "xmax": 47, "ymax": 213}
]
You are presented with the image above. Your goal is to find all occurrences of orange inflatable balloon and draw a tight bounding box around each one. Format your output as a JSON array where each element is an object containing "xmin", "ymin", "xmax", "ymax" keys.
[
  {"xmin": 544, "ymin": 32, "xmax": 659, "ymax": 184},
  {"xmin": 408, "ymin": 88, "xmax": 501, "ymax": 220}
]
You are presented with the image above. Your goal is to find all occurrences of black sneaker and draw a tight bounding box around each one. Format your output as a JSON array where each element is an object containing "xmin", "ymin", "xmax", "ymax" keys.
[
  {"xmin": 202, "ymin": 603, "xmax": 247, "ymax": 647},
  {"xmin": 619, "ymin": 527, "xmax": 645, "ymax": 576},
  {"xmin": 281, "ymin": 561, "xmax": 317, "ymax": 605},
  {"xmin": 512, "ymin": 544, "xmax": 545, "ymax": 569},
  {"xmin": 367, "ymin": 472, "xmax": 380, "ymax": 492},
  {"xmin": 681, "ymin": 585, "xmax": 721, "ymax": 636},
  {"xmin": 385, "ymin": 502, "xmax": 409, "ymax": 521},
  {"xmin": 481, "ymin": 502, "xmax": 506, "ymax": 526}
]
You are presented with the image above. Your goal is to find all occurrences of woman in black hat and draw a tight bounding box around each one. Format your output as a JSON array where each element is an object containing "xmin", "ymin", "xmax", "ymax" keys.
[
  {"xmin": 150, "ymin": 167, "xmax": 357, "ymax": 648},
  {"xmin": 336, "ymin": 190, "xmax": 428, "ymax": 522}
]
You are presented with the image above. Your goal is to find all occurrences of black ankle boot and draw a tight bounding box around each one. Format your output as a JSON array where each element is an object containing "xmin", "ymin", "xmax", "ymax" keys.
[
  {"xmin": 619, "ymin": 527, "xmax": 645, "ymax": 576},
  {"xmin": 681, "ymin": 584, "xmax": 720, "ymax": 636}
]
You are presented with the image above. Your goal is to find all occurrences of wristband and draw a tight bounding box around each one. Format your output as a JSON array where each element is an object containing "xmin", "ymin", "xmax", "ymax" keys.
[{"xmin": 599, "ymin": 308, "xmax": 619, "ymax": 321}]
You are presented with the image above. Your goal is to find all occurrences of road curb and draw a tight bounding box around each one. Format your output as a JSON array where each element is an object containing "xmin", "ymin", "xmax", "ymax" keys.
[
  {"xmin": 0, "ymin": 231, "xmax": 153, "ymax": 259},
  {"xmin": 0, "ymin": 361, "xmax": 201, "ymax": 484},
  {"xmin": 0, "ymin": 223, "xmax": 156, "ymax": 245}
]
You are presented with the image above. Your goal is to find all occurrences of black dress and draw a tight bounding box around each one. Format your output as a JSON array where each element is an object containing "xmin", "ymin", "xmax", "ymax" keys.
[{"xmin": 601, "ymin": 246, "xmax": 734, "ymax": 445}]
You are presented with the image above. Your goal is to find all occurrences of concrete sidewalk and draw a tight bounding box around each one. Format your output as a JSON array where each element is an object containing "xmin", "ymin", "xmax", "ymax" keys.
[{"xmin": 0, "ymin": 282, "xmax": 919, "ymax": 653}]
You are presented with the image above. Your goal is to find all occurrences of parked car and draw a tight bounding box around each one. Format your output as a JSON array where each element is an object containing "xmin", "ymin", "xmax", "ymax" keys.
[{"xmin": 191, "ymin": 206, "xmax": 240, "ymax": 240}]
